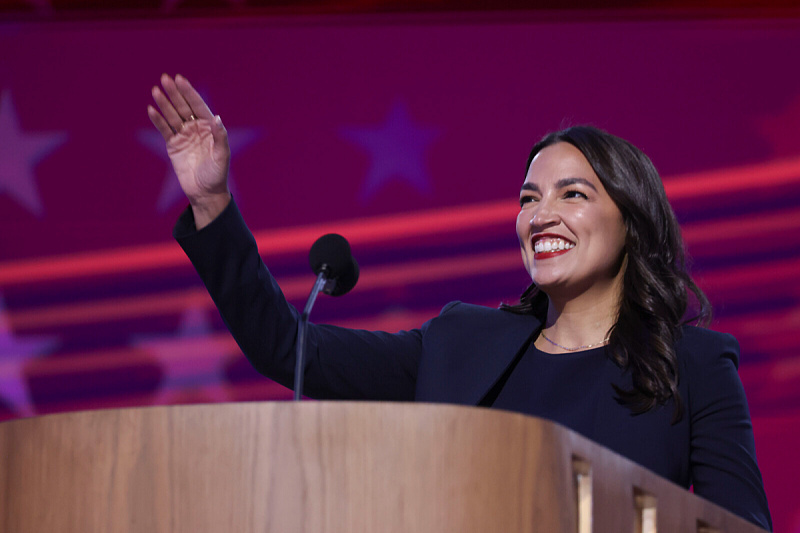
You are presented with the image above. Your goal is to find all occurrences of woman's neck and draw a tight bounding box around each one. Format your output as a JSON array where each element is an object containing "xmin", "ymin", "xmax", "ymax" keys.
[{"xmin": 536, "ymin": 286, "xmax": 621, "ymax": 353}]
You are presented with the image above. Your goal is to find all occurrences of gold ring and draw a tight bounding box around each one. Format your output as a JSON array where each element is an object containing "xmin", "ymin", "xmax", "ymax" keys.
[{"xmin": 188, "ymin": 114, "xmax": 197, "ymax": 121}]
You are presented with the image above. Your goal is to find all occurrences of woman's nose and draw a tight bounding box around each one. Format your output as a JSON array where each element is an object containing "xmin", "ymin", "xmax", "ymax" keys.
[{"xmin": 530, "ymin": 200, "xmax": 560, "ymax": 229}]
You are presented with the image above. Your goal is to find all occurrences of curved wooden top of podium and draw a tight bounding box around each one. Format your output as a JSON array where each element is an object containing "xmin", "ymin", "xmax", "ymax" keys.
[{"xmin": 0, "ymin": 402, "xmax": 765, "ymax": 533}]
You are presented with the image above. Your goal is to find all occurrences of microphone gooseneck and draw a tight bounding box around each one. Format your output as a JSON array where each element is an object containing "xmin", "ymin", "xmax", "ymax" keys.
[{"xmin": 294, "ymin": 234, "xmax": 359, "ymax": 400}]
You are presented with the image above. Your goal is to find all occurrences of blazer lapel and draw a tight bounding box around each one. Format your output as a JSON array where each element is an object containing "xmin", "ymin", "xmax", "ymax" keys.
[
  {"xmin": 415, "ymin": 304, "xmax": 541, "ymax": 406},
  {"xmin": 460, "ymin": 311, "xmax": 542, "ymax": 406}
]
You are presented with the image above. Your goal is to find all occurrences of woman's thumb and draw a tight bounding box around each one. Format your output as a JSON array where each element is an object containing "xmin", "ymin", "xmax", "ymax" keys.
[{"xmin": 212, "ymin": 115, "xmax": 229, "ymax": 147}]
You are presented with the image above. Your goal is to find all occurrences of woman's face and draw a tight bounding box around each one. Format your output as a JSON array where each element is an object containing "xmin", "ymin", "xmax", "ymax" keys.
[{"xmin": 516, "ymin": 142, "xmax": 627, "ymax": 300}]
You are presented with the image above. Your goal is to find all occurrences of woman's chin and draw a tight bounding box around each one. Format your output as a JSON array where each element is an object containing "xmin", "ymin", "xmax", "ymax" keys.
[{"xmin": 531, "ymin": 278, "xmax": 569, "ymax": 294}]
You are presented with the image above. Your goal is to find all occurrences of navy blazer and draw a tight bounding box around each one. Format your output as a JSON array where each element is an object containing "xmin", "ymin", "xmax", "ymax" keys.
[{"xmin": 176, "ymin": 200, "xmax": 771, "ymax": 531}]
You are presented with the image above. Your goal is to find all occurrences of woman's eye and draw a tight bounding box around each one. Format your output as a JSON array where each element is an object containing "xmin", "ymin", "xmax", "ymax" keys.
[
  {"xmin": 519, "ymin": 195, "xmax": 537, "ymax": 207},
  {"xmin": 564, "ymin": 190, "xmax": 588, "ymax": 200}
]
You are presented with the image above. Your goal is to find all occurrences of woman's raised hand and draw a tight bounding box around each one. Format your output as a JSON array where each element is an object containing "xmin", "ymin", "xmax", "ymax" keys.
[{"xmin": 148, "ymin": 74, "xmax": 231, "ymax": 229}]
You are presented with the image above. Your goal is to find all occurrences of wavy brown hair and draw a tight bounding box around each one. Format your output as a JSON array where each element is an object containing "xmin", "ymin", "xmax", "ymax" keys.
[{"xmin": 502, "ymin": 125, "xmax": 711, "ymax": 422}]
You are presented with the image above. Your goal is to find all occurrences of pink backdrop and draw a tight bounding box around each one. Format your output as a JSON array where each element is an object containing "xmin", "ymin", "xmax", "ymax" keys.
[{"xmin": 1, "ymin": 12, "xmax": 799, "ymax": 531}]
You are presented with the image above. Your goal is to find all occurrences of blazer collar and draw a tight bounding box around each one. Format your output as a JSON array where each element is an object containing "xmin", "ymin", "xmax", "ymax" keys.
[
  {"xmin": 417, "ymin": 305, "xmax": 542, "ymax": 406},
  {"xmin": 464, "ymin": 311, "xmax": 542, "ymax": 406}
]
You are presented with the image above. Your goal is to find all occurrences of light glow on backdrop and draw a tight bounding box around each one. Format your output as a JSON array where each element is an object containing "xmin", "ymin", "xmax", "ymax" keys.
[{"xmin": 1, "ymin": 12, "xmax": 799, "ymax": 531}]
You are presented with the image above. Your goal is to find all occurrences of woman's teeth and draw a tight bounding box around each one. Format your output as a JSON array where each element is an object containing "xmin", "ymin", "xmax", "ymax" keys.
[{"xmin": 534, "ymin": 238, "xmax": 575, "ymax": 253}]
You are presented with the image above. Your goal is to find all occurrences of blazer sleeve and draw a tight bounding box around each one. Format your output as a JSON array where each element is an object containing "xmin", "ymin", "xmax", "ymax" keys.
[
  {"xmin": 684, "ymin": 329, "xmax": 772, "ymax": 531},
  {"xmin": 174, "ymin": 199, "xmax": 425, "ymax": 401}
]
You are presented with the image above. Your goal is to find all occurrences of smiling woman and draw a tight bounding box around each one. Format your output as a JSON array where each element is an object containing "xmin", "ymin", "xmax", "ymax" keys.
[
  {"xmin": 149, "ymin": 75, "xmax": 772, "ymax": 531},
  {"xmin": 507, "ymin": 127, "xmax": 706, "ymax": 416},
  {"xmin": 501, "ymin": 126, "xmax": 770, "ymax": 528}
]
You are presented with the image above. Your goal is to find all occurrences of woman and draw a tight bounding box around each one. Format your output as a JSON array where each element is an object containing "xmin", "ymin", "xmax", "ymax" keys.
[{"xmin": 148, "ymin": 74, "xmax": 772, "ymax": 530}]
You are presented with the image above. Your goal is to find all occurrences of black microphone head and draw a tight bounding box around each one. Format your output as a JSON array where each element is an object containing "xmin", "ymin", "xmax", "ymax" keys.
[
  {"xmin": 327, "ymin": 256, "xmax": 359, "ymax": 296},
  {"xmin": 309, "ymin": 233, "xmax": 353, "ymax": 279}
]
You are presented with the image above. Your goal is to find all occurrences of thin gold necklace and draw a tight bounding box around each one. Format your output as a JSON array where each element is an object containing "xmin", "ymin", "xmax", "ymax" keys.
[{"xmin": 540, "ymin": 331, "xmax": 609, "ymax": 352}]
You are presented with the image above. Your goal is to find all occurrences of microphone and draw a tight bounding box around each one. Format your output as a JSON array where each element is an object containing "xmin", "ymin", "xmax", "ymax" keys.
[
  {"xmin": 308, "ymin": 234, "xmax": 360, "ymax": 297},
  {"xmin": 294, "ymin": 234, "xmax": 359, "ymax": 400}
]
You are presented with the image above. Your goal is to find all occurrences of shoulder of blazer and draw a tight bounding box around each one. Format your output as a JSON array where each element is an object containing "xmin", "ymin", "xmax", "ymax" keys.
[
  {"xmin": 433, "ymin": 300, "xmax": 540, "ymax": 327},
  {"xmin": 676, "ymin": 325, "xmax": 740, "ymax": 370},
  {"xmin": 415, "ymin": 301, "xmax": 541, "ymax": 405}
]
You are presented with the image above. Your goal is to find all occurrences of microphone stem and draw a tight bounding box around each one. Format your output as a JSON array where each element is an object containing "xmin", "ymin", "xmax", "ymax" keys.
[{"xmin": 294, "ymin": 271, "xmax": 327, "ymax": 401}]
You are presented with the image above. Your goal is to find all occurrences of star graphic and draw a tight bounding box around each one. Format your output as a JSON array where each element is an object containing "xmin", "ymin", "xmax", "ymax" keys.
[
  {"xmin": 0, "ymin": 295, "xmax": 59, "ymax": 418},
  {"xmin": 341, "ymin": 100, "xmax": 441, "ymax": 204},
  {"xmin": 755, "ymin": 92, "xmax": 800, "ymax": 158},
  {"xmin": 133, "ymin": 305, "xmax": 238, "ymax": 405},
  {"xmin": 138, "ymin": 96, "xmax": 261, "ymax": 213},
  {"xmin": 0, "ymin": 91, "xmax": 67, "ymax": 217}
]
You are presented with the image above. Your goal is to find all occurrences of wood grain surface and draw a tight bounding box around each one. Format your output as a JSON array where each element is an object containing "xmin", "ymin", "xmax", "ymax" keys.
[{"xmin": 0, "ymin": 402, "xmax": 768, "ymax": 532}]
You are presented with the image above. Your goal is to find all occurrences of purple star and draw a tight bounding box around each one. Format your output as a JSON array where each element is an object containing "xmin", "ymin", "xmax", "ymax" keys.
[
  {"xmin": 341, "ymin": 100, "xmax": 441, "ymax": 204},
  {"xmin": 138, "ymin": 124, "xmax": 261, "ymax": 213},
  {"xmin": 133, "ymin": 305, "xmax": 237, "ymax": 405},
  {"xmin": 0, "ymin": 91, "xmax": 67, "ymax": 217},
  {"xmin": 0, "ymin": 296, "xmax": 58, "ymax": 418}
]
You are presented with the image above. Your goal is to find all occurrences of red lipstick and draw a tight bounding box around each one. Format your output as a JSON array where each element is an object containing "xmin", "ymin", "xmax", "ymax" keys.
[{"xmin": 534, "ymin": 249, "xmax": 571, "ymax": 259}]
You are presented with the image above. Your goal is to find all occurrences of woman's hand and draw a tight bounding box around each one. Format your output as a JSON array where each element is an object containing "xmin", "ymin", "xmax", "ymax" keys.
[{"xmin": 148, "ymin": 73, "xmax": 231, "ymax": 229}]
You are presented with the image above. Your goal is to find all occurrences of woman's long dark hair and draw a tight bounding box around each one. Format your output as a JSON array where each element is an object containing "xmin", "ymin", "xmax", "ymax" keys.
[{"xmin": 502, "ymin": 125, "xmax": 711, "ymax": 423}]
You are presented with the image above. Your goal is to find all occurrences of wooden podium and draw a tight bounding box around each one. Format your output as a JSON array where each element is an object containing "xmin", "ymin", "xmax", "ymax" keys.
[{"xmin": 0, "ymin": 402, "xmax": 766, "ymax": 532}]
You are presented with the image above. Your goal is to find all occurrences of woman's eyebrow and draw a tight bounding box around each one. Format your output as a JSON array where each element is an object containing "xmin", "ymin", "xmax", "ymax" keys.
[
  {"xmin": 557, "ymin": 177, "xmax": 598, "ymax": 191},
  {"xmin": 520, "ymin": 177, "xmax": 598, "ymax": 193}
]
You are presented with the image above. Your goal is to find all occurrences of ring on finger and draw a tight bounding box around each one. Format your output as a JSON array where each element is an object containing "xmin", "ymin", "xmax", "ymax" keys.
[{"xmin": 188, "ymin": 114, "xmax": 197, "ymax": 121}]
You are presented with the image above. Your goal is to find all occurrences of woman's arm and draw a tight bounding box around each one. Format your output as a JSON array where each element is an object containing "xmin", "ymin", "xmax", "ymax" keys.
[
  {"xmin": 174, "ymin": 199, "xmax": 423, "ymax": 400},
  {"xmin": 685, "ymin": 329, "xmax": 772, "ymax": 531}
]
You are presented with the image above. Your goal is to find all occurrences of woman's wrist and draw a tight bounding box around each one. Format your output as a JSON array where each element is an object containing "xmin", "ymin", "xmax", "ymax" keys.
[{"xmin": 190, "ymin": 192, "xmax": 232, "ymax": 230}]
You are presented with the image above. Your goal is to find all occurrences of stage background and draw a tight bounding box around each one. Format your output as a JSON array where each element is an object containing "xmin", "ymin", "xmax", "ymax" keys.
[{"xmin": 1, "ymin": 5, "xmax": 799, "ymax": 531}]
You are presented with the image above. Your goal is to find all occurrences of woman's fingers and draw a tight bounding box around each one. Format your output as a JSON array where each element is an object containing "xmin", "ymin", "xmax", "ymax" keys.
[
  {"xmin": 151, "ymin": 83, "xmax": 184, "ymax": 133},
  {"xmin": 149, "ymin": 74, "xmax": 215, "ymax": 138},
  {"xmin": 175, "ymin": 74, "xmax": 214, "ymax": 121},
  {"xmin": 160, "ymin": 73, "xmax": 196, "ymax": 123},
  {"xmin": 147, "ymin": 104, "xmax": 174, "ymax": 141}
]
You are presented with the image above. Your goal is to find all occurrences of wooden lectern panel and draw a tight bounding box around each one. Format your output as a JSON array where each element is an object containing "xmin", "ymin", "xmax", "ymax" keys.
[{"xmin": 0, "ymin": 402, "xmax": 767, "ymax": 532}]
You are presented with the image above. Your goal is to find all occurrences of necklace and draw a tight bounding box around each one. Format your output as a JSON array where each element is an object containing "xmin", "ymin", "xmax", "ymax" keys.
[{"xmin": 539, "ymin": 330, "xmax": 609, "ymax": 352}]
